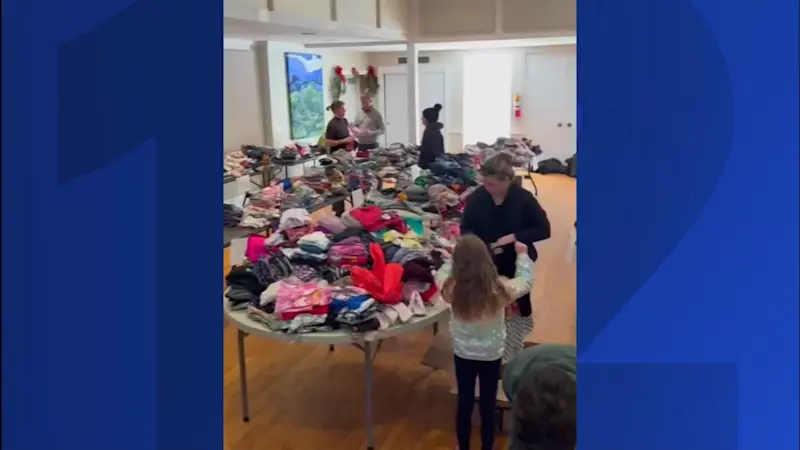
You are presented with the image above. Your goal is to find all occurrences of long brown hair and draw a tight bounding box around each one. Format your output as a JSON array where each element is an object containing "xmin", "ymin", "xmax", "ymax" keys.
[{"xmin": 443, "ymin": 235, "xmax": 511, "ymax": 321}]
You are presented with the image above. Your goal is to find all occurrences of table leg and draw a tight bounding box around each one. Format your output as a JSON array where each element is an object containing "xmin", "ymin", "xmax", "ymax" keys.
[
  {"xmin": 329, "ymin": 344, "xmax": 335, "ymax": 352},
  {"xmin": 433, "ymin": 322, "xmax": 439, "ymax": 336},
  {"xmin": 237, "ymin": 329, "xmax": 251, "ymax": 422},
  {"xmin": 364, "ymin": 340, "xmax": 376, "ymax": 450},
  {"xmin": 528, "ymin": 163, "xmax": 539, "ymax": 196}
]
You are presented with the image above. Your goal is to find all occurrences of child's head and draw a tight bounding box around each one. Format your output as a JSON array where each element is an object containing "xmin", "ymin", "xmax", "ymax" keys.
[
  {"xmin": 512, "ymin": 367, "xmax": 577, "ymax": 450},
  {"xmin": 444, "ymin": 235, "xmax": 510, "ymax": 320}
]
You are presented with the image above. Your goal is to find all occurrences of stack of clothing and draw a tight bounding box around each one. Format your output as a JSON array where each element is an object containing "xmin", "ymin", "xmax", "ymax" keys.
[
  {"xmin": 280, "ymin": 184, "xmax": 323, "ymax": 211},
  {"xmin": 463, "ymin": 137, "xmax": 542, "ymax": 168},
  {"xmin": 240, "ymin": 204, "xmax": 278, "ymax": 228},
  {"xmin": 342, "ymin": 205, "xmax": 410, "ymax": 234},
  {"xmin": 328, "ymin": 230, "xmax": 374, "ymax": 266},
  {"xmin": 271, "ymin": 143, "xmax": 326, "ymax": 164},
  {"xmin": 423, "ymin": 156, "xmax": 477, "ymax": 187},
  {"xmin": 223, "ymin": 202, "xmax": 278, "ymax": 229},
  {"xmin": 224, "ymin": 204, "xmax": 244, "ymax": 228},
  {"xmin": 302, "ymin": 167, "xmax": 349, "ymax": 197},
  {"xmin": 241, "ymin": 145, "xmax": 274, "ymax": 162},
  {"xmin": 278, "ymin": 208, "xmax": 313, "ymax": 243},
  {"xmin": 226, "ymin": 199, "xmax": 469, "ymax": 335},
  {"xmin": 298, "ymin": 231, "xmax": 331, "ymax": 254},
  {"xmin": 225, "ymin": 264, "xmax": 267, "ymax": 310},
  {"xmin": 248, "ymin": 185, "xmax": 285, "ymax": 210},
  {"xmin": 428, "ymin": 184, "xmax": 461, "ymax": 209}
]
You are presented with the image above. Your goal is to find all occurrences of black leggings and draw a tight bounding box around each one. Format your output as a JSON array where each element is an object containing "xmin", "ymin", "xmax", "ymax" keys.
[{"xmin": 454, "ymin": 355, "xmax": 502, "ymax": 450}]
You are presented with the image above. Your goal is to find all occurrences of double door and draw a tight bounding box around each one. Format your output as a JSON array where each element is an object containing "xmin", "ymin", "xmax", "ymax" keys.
[
  {"xmin": 523, "ymin": 48, "xmax": 577, "ymax": 163},
  {"xmin": 381, "ymin": 71, "xmax": 446, "ymax": 146}
]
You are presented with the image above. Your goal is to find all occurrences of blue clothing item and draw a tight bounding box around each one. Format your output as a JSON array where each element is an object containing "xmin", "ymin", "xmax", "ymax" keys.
[
  {"xmin": 404, "ymin": 217, "xmax": 425, "ymax": 235},
  {"xmin": 330, "ymin": 294, "xmax": 371, "ymax": 314}
]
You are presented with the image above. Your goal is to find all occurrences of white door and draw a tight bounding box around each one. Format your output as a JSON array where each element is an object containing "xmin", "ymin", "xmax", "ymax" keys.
[
  {"xmin": 383, "ymin": 73, "xmax": 409, "ymax": 146},
  {"xmin": 523, "ymin": 49, "xmax": 576, "ymax": 163},
  {"xmin": 563, "ymin": 55, "xmax": 577, "ymax": 159},
  {"xmin": 419, "ymin": 71, "xmax": 446, "ymax": 125},
  {"xmin": 381, "ymin": 71, "xmax": 446, "ymax": 146}
]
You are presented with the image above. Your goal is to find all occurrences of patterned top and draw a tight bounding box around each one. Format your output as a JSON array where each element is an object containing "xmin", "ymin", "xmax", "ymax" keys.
[{"xmin": 435, "ymin": 254, "xmax": 535, "ymax": 361}]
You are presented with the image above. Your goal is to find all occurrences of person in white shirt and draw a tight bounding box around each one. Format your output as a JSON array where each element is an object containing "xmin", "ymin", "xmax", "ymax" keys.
[{"xmin": 352, "ymin": 94, "xmax": 385, "ymax": 152}]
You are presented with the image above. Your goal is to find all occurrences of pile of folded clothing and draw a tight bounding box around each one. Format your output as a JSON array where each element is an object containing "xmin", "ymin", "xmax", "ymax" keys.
[
  {"xmin": 463, "ymin": 137, "xmax": 542, "ymax": 168},
  {"xmin": 226, "ymin": 202, "xmax": 465, "ymax": 334},
  {"xmin": 427, "ymin": 184, "xmax": 461, "ymax": 209},
  {"xmin": 224, "ymin": 204, "xmax": 244, "ymax": 228},
  {"xmin": 271, "ymin": 143, "xmax": 326, "ymax": 164},
  {"xmin": 279, "ymin": 184, "xmax": 324, "ymax": 211},
  {"xmin": 240, "ymin": 204, "xmax": 278, "ymax": 228},
  {"xmin": 248, "ymin": 185, "xmax": 286, "ymax": 210},
  {"xmin": 415, "ymin": 155, "xmax": 478, "ymax": 188},
  {"xmin": 223, "ymin": 201, "xmax": 279, "ymax": 229},
  {"xmin": 224, "ymin": 146, "xmax": 274, "ymax": 179},
  {"xmin": 301, "ymin": 167, "xmax": 351, "ymax": 197}
]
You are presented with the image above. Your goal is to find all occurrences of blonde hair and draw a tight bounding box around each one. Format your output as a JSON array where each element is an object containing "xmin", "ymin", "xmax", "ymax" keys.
[
  {"xmin": 443, "ymin": 235, "xmax": 512, "ymax": 321},
  {"xmin": 480, "ymin": 152, "xmax": 515, "ymax": 181}
]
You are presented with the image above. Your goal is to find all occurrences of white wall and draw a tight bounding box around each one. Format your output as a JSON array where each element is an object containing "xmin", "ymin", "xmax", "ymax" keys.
[
  {"xmin": 367, "ymin": 48, "xmax": 523, "ymax": 151},
  {"xmin": 224, "ymin": 49, "xmax": 263, "ymax": 151},
  {"xmin": 367, "ymin": 45, "xmax": 574, "ymax": 151},
  {"xmin": 259, "ymin": 41, "xmax": 368, "ymax": 147}
]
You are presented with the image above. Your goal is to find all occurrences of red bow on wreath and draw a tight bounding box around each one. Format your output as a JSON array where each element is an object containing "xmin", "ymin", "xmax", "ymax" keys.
[
  {"xmin": 367, "ymin": 65, "xmax": 377, "ymax": 77},
  {"xmin": 334, "ymin": 65, "xmax": 347, "ymax": 82}
]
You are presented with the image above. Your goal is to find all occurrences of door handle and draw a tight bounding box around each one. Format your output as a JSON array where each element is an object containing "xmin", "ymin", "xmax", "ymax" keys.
[
  {"xmin": 566, "ymin": 122, "xmax": 572, "ymax": 128},
  {"xmin": 557, "ymin": 122, "xmax": 563, "ymax": 127}
]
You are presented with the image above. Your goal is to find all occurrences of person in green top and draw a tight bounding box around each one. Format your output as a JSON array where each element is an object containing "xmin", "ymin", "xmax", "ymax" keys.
[{"xmin": 502, "ymin": 343, "xmax": 577, "ymax": 450}]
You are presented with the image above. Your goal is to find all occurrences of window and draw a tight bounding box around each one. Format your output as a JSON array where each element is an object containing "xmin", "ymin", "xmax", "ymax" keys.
[{"xmin": 462, "ymin": 52, "xmax": 514, "ymax": 144}]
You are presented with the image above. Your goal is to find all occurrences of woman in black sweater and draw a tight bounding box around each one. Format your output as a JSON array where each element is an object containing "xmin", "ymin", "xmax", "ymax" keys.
[
  {"xmin": 417, "ymin": 104, "xmax": 445, "ymax": 169},
  {"xmin": 460, "ymin": 153, "xmax": 551, "ymax": 364}
]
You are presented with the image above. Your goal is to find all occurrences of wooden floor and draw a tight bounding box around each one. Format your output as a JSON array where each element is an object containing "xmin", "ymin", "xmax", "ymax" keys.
[{"xmin": 223, "ymin": 174, "xmax": 576, "ymax": 450}]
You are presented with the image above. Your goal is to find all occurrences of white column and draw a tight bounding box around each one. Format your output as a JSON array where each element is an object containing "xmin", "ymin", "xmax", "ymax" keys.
[
  {"xmin": 252, "ymin": 41, "xmax": 274, "ymax": 146},
  {"xmin": 407, "ymin": 43, "xmax": 420, "ymax": 144}
]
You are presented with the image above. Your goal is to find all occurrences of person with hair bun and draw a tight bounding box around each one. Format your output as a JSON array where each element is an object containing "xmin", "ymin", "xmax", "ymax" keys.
[
  {"xmin": 417, "ymin": 103, "xmax": 445, "ymax": 169},
  {"xmin": 461, "ymin": 152, "xmax": 551, "ymax": 365}
]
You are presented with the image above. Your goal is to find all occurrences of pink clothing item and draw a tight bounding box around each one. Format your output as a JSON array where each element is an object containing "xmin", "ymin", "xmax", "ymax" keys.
[
  {"xmin": 440, "ymin": 221, "xmax": 461, "ymax": 242},
  {"xmin": 317, "ymin": 215, "xmax": 347, "ymax": 234},
  {"xmin": 284, "ymin": 225, "xmax": 312, "ymax": 244},
  {"xmin": 274, "ymin": 281, "xmax": 332, "ymax": 315},
  {"xmin": 280, "ymin": 305, "xmax": 329, "ymax": 320},
  {"xmin": 245, "ymin": 235, "xmax": 269, "ymax": 263},
  {"xmin": 348, "ymin": 206, "xmax": 409, "ymax": 233}
]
